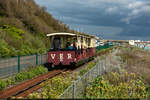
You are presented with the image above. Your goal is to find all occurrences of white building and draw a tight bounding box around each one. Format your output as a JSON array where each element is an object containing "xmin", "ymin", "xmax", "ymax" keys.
[{"xmin": 129, "ymin": 40, "xmax": 135, "ymax": 45}]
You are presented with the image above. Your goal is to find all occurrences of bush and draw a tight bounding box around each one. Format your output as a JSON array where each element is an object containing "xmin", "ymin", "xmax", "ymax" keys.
[
  {"xmin": 27, "ymin": 71, "xmax": 77, "ymax": 99},
  {"xmin": 1, "ymin": 25, "xmax": 24, "ymax": 40},
  {"xmin": 79, "ymin": 62, "xmax": 96, "ymax": 76},
  {"xmin": 27, "ymin": 72, "xmax": 36, "ymax": 79},
  {"xmin": 0, "ymin": 39, "xmax": 11, "ymax": 58},
  {"xmin": 5, "ymin": 78, "xmax": 15, "ymax": 86},
  {"xmin": 86, "ymin": 70, "xmax": 150, "ymax": 99},
  {"xmin": 0, "ymin": 78, "xmax": 6, "ymax": 91},
  {"xmin": 0, "ymin": 66, "xmax": 48, "ymax": 91},
  {"xmin": 15, "ymin": 72, "xmax": 28, "ymax": 82},
  {"xmin": 15, "ymin": 66, "xmax": 48, "ymax": 82},
  {"xmin": 80, "ymin": 69, "xmax": 87, "ymax": 76}
]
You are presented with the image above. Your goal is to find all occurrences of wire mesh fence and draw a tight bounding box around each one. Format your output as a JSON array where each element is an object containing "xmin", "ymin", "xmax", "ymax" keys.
[
  {"xmin": 135, "ymin": 44, "xmax": 150, "ymax": 52},
  {"xmin": 96, "ymin": 44, "xmax": 113, "ymax": 51},
  {"xmin": 0, "ymin": 57, "xmax": 18, "ymax": 79},
  {"xmin": 38, "ymin": 54, "xmax": 48, "ymax": 65},
  {"xmin": 0, "ymin": 54, "xmax": 48, "ymax": 78},
  {"xmin": 59, "ymin": 50, "xmax": 120, "ymax": 99}
]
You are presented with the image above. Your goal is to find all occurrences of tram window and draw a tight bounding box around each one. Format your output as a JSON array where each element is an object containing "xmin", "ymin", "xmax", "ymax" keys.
[
  {"xmin": 51, "ymin": 37, "xmax": 61, "ymax": 50},
  {"xmin": 81, "ymin": 37, "xmax": 83, "ymax": 43},
  {"xmin": 74, "ymin": 38, "xmax": 77, "ymax": 43},
  {"xmin": 86, "ymin": 38, "xmax": 88, "ymax": 44},
  {"xmin": 88, "ymin": 39, "xmax": 91, "ymax": 47},
  {"xmin": 67, "ymin": 37, "xmax": 70, "ymax": 41}
]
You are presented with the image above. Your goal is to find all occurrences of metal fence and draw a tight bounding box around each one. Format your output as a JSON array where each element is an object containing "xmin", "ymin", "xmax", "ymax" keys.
[
  {"xmin": 0, "ymin": 54, "xmax": 48, "ymax": 78},
  {"xmin": 135, "ymin": 44, "xmax": 150, "ymax": 52},
  {"xmin": 96, "ymin": 44, "xmax": 113, "ymax": 51},
  {"xmin": 59, "ymin": 50, "xmax": 120, "ymax": 99}
]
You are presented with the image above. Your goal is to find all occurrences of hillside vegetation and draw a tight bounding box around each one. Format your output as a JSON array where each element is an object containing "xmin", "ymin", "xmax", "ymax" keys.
[{"xmin": 0, "ymin": 0, "xmax": 76, "ymax": 58}]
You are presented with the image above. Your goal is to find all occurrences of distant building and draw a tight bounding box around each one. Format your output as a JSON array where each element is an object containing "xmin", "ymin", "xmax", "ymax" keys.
[
  {"xmin": 135, "ymin": 40, "xmax": 141, "ymax": 43},
  {"xmin": 129, "ymin": 40, "xmax": 135, "ymax": 45},
  {"xmin": 95, "ymin": 36, "xmax": 104, "ymax": 46},
  {"xmin": 129, "ymin": 40, "xmax": 141, "ymax": 46}
]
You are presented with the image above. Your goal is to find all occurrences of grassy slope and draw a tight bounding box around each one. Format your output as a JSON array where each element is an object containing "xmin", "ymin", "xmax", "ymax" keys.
[{"xmin": 0, "ymin": 0, "xmax": 77, "ymax": 58}]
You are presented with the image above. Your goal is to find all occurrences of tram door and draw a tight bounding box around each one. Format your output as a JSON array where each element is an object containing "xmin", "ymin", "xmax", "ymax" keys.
[{"xmin": 52, "ymin": 37, "xmax": 61, "ymax": 50}]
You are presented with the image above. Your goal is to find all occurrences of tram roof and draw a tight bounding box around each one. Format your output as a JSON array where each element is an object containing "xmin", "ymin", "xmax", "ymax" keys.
[
  {"xmin": 47, "ymin": 33, "xmax": 76, "ymax": 37},
  {"xmin": 46, "ymin": 32, "xmax": 99, "ymax": 39}
]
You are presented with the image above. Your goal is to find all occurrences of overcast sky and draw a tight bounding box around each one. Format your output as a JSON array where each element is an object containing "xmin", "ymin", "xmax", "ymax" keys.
[{"xmin": 35, "ymin": 0, "xmax": 150, "ymax": 40}]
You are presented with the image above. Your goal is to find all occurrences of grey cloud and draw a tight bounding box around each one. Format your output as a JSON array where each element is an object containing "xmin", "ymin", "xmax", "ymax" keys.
[
  {"xmin": 35, "ymin": 0, "xmax": 150, "ymax": 40},
  {"xmin": 118, "ymin": 25, "xmax": 150, "ymax": 40}
]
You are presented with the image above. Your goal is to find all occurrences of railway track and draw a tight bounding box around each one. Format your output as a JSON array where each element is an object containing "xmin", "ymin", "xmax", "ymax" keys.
[
  {"xmin": 15, "ymin": 69, "xmax": 71, "ymax": 98},
  {"xmin": 0, "ymin": 59, "xmax": 95, "ymax": 99},
  {"xmin": 0, "ymin": 69, "xmax": 67, "ymax": 99}
]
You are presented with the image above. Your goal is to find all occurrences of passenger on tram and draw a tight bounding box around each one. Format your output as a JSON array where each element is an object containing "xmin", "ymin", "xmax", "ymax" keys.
[
  {"xmin": 66, "ymin": 42, "xmax": 73, "ymax": 50},
  {"xmin": 51, "ymin": 37, "xmax": 61, "ymax": 50},
  {"xmin": 73, "ymin": 42, "xmax": 77, "ymax": 50},
  {"xmin": 73, "ymin": 42, "xmax": 78, "ymax": 56},
  {"xmin": 81, "ymin": 44, "xmax": 83, "ymax": 53}
]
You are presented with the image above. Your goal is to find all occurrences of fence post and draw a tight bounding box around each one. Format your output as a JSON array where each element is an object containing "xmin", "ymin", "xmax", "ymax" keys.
[
  {"xmin": 97, "ymin": 62, "xmax": 100, "ymax": 76},
  {"xmin": 72, "ymin": 82, "xmax": 75, "ymax": 99},
  {"xmin": 97, "ymin": 62, "xmax": 99, "ymax": 75},
  {"xmin": 36, "ymin": 54, "xmax": 38, "ymax": 65},
  {"xmin": 18, "ymin": 56, "xmax": 20, "ymax": 72},
  {"xmin": 99, "ymin": 62, "xmax": 101, "ymax": 74},
  {"xmin": 102, "ymin": 60, "xmax": 104, "ymax": 73},
  {"xmin": 83, "ymin": 75, "xmax": 87, "ymax": 98}
]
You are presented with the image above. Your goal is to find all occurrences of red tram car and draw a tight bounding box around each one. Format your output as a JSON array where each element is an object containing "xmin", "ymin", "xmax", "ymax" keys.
[{"xmin": 47, "ymin": 33, "xmax": 97, "ymax": 67}]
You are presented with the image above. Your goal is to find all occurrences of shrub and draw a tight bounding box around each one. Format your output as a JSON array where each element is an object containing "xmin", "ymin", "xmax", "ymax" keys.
[
  {"xmin": 0, "ymin": 78, "xmax": 6, "ymax": 91},
  {"xmin": 0, "ymin": 66, "xmax": 48, "ymax": 91},
  {"xmin": 36, "ymin": 66, "xmax": 48, "ymax": 75},
  {"xmin": 9, "ymin": 47, "xmax": 18, "ymax": 57},
  {"xmin": 2, "ymin": 25, "xmax": 24, "ymax": 40},
  {"xmin": 86, "ymin": 70, "xmax": 150, "ymax": 99},
  {"xmin": 15, "ymin": 66, "xmax": 48, "ymax": 82},
  {"xmin": 15, "ymin": 72, "xmax": 28, "ymax": 82},
  {"xmin": 79, "ymin": 62, "xmax": 96, "ymax": 76},
  {"xmin": 5, "ymin": 77, "xmax": 15, "ymax": 86},
  {"xmin": 80, "ymin": 69, "xmax": 87, "ymax": 76},
  {"xmin": 0, "ymin": 39, "xmax": 11, "ymax": 58},
  {"xmin": 27, "ymin": 71, "xmax": 76, "ymax": 99},
  {"xmin": 27, "ymin": 72, "xmax": 36, "ymax": 79}
]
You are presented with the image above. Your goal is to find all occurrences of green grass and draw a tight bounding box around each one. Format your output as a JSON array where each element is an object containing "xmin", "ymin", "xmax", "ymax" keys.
[
  {"xmin": 0, "ymin": 65, "xmax": 48, "ymax": 91},
  {"xmin": 0, "ymin": 78, "xmax": 6, "ymax": 91},
  {"xmin": 79, "ymin": 62, "xmax": 96, "ymax": 76}
]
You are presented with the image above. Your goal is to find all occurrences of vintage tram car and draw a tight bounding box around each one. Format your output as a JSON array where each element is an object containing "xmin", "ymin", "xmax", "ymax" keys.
[{"xmin": 47, "ymin": 33, "xmax": 97, "ymax": 67}]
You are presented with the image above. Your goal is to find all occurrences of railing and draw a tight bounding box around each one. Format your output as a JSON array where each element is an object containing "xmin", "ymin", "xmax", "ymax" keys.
[
  {"xmin": 135, "ymin": 44, "xmax": 150, "ymax": 51},
  {"xmin": 59, "ymin": 49, "xmax": 120, "ymax": 99},
  {"xmin": 96, "ymin": 44, "xmax": 113, "ymax": 51},
  {"xmin": 0, "ymin": 54, "xmax": 48, "ymax": 78}
]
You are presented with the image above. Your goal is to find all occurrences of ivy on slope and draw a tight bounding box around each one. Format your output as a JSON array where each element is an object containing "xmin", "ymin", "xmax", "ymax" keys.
[
  {"xmin": 1, "ymin": 25, "xmax": 24, "ymax": 40},
  {"xmin": 0, "ymin": 25, "xmax": 47, "ymax": 58}
]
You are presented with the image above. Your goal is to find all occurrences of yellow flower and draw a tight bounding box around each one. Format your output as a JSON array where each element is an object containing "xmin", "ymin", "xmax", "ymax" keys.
[
  {"xmin": 36, "ymin": 94, "xmax": 41, "ymax": 99},
  {"xmin": 17, "ymin": 97, "xmax": 23, "ymax": 99},
  {"xmin": 10, "ymin": 96, "xmax": 16, "ymax": 99},
  {"xmin": 101, "ymin": 80, "xmax": 105, "ymax": 84},
  {"xmin": 28, "ymin": 94, "xmax": 33, "ymax": 98},
  {"xmin": 130, "ymin": 73, "xmax": 136, "ymax": 78}
]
